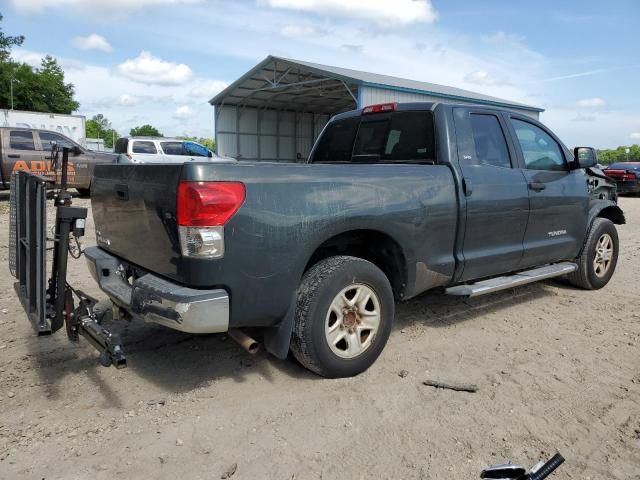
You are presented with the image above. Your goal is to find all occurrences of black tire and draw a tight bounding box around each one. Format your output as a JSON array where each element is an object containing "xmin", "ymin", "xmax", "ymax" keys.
[
  {"xmin": 567, "ymin": 218, "xmax": 619, "ymax": 290},
  {"xmin": 76, "ymin": 187, "xmax": 91, "ymax": 198},
  {"xmin": 290, "ymin": 256, "xmax": 394, "ymax": 378}
]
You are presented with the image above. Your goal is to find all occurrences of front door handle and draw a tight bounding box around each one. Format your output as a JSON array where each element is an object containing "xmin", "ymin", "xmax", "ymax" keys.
[
  {"xmin": 528, "ymin": 181, "xmax": 546, "ymax": 192},
  {"xmin": 7, "ymin": 154, "xmax": 20, "ymax": 158}
]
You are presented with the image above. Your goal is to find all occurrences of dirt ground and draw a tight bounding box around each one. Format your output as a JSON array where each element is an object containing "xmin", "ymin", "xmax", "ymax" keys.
[{"xmin": 0, "ymin": 194, "xmax": 638, "ymax": 480}]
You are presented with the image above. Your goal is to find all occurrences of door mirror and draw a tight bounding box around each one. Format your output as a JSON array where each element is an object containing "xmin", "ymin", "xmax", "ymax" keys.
[
  {"xmin": 71, "ymin": 145, "xmax": 82, "ymax": 156},
  {"xmin": 574, "ymin": 147, "xmax": 598, "ymax": 169},
  {"xmin": 208, "ymin": 150, "xmax": 213, "ymax": 158}
]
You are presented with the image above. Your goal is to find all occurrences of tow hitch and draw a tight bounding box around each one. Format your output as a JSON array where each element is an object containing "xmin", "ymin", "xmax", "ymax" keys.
[{"xmin": 9, "ymin": 146, "xmax": 126, "ymax": 368}]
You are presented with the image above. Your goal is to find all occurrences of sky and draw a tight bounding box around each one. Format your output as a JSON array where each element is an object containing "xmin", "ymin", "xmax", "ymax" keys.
[{"xmin": 2, "ymin": 0, "xmax": 640, "ymax": 148}]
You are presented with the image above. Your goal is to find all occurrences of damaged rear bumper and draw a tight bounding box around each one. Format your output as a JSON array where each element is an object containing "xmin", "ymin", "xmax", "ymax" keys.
[{"xmin": 84, "ymin": 246, "xmax": 229, "ymax": 334}]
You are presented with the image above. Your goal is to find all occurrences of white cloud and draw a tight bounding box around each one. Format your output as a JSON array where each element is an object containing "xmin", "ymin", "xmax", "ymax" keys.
[
  {"xmin": 72, "ymin": 34, "xmax": 113, "ymax": 52},
  {"xmin": 576, "ymin": 97, "xmax": 606, "ymax": 108},
  {"xmin": 631, "ymin": 132, "xmax": 640, "ymax": 139},
  {"xmin": 117, "ymin": 51, "xmax": 193, "ymax": 86},
  {"xmin": 464, "ymin": 70, "xmax": 509, "ymax": 86},
  {"xmin": 280, "ymin": 24, "xmax": 327, "ymax": 38},
  {"xmin": 11, "ymin": 0, "xmax": 202, "ymax": 13},
  {"xmin": 188, "ymin": 80, "xmax": 229, "ymax": 99},
  {"xmin": 173, "ymin": 105, "xmax": 194, "ymax": 119},
  {"xmin": 118, "ymin": 94, "xmax": 142, "ymax": 106},
  {"xmin": 571, "ymin": 114, "xmax": 596, "ymax": 122},
  {"xmin": 259, "ymin": 0, "xmax": 437, "ymax": 25}
]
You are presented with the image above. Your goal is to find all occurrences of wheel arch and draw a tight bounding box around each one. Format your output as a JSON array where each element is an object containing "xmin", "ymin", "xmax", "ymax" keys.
[{"xmin": 303, "ymin": 228, "xmax": 409, "ymax": 301}]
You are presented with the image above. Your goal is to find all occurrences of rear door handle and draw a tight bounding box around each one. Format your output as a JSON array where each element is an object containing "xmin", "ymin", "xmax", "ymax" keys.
[
  {"xmin": 463, "ymin": 177, "xmax": 473, "ymax": 196},
  {"xmin": 8, "ymin": 154, "xmax": 20, "ymax": 158},
  {"xmin": 528, "ymin": 181, "xmax": 546, "ymax": 192}
]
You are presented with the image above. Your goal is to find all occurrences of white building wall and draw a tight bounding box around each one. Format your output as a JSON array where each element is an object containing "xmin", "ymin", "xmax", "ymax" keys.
[
  {"xmin": 215, "ymin": 105, "xmax": 329, "ymax": 161},
  {"xmin": 360, "ymin": 86, "xmax": 539, "ymax": 120}
]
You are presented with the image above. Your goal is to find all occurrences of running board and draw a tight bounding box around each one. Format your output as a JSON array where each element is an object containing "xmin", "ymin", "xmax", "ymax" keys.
[{"xmin": 446, "ymin": 262, "xmax": 577, "ymax": 297}]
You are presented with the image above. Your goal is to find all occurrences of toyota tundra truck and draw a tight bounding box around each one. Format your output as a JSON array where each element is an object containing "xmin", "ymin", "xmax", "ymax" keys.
[{"xmin": 12, "ymin": 102, "xmax": 625, "ymax": 378}]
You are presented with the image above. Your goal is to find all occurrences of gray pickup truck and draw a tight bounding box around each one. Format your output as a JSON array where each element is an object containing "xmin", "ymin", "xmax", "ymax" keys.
[
  {"xmin": 0, "ymin": 127, "xmax": 116, "ymax": 196},
  {"xmin": 85, "ymin": 102, "xmax": 624, "ymax": 377}
]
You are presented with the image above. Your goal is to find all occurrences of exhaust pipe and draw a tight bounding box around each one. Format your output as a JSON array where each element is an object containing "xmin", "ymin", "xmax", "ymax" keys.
[{"xmin": 228, "ymin": 329, "xmax": 260, "ymax": 354}]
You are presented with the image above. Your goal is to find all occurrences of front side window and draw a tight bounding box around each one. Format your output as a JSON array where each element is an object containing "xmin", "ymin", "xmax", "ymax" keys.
[
  {"xmin": 10, "ymin": 131, "xmax": 36, "ymax": 151},
  {"xmin": 468, "ymin": 114, "xmax": 511, "ymax": 168},
  {"xmin": 132, "ymin": 141, "xmax": 157, "ymax": 154},
  {"xmin": 161, "ymin": 141, "xmax": 184, "ymax": 155},
  {"xmin": 39, "ymin": 131, "xmax": 75, "ymax": 151},
  {"xmin": 511, "ymin": 119, "xmax": 566, "ymax": 171}
]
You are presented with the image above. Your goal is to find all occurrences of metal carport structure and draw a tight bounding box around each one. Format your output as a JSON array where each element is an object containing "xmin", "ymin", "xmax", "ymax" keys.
[{"xmin": 209, "ymin": 55, "xmax": 544, "ymax": 161}]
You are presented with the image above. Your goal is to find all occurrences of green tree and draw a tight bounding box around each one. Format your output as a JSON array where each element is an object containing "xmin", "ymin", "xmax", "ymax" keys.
[
  {"xmin": 597, "ymin": 145, "xmax": 640, "ymax": 165},
  {"xmin": 0, "ymin": 13, "xmax": 24, "ymax": 62},
  {"xmin": 0, "ymin": 16, "xmax": 78, "ymax": 113},
  {"xmin": 130, "ymin": 124, "xmax": 163, "ymax": 137},
  {"xmin": 86, "ymin": 114, "xmax": 119, "ymax": 148}
]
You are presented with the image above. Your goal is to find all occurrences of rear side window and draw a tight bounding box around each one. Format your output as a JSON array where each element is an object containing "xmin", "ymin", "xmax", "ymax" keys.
[
  {"xmin": 312, "ymin": 116, "xmax": 359, "ymax": 162},
  {"xmin": 511, "ymin": 119, "xmax": 566, "ymax": 171},
  {"xmin": 114, "ymin": 138, "xmax": 128, "ymax": 154},
  {"xmin": 10, "ymin": 131, "xmax": 36, "ymax": 150},
  {"xmin": 161, "ymin": 141, "xmax": 184, "ymax": 155},
  {"xmin": 468, "ymin": 114, "xmax": 511, "ymax": 168},
  {"xmin": 132, "ymin": 141, "xmax": 157, "ymax": 154},
  {"xmin": 311, "ymin": 111, "xmax": 435, "ymax": 163}
]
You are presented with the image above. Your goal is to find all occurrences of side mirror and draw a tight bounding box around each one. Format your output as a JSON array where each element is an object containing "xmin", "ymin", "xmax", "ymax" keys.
[
  {"xmin": 574, "ymin": 147, "xmax": 598, "ymax": 169},
  {"xmin": 208, "ymin": 150, "xmax": 213, "ymax": 158},
  {"xmin": 72, "ymin": 145, "xmax": 82, "ymax": 156}
]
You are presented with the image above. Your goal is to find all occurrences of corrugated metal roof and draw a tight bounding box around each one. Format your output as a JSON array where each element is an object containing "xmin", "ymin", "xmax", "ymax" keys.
[{"xmin": 210, "ymin": 55, "xmax": 543, "ymax": 113}]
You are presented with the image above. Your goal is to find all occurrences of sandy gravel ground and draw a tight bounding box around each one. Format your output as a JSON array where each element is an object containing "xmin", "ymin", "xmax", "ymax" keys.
[{"xmin": 0, "ymin": 194, "xmax": 638, "ymax": 480}]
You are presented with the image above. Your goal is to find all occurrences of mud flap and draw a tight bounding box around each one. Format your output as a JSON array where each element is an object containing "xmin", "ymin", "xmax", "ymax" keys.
[{"xmin": 263, "ymin": 295, "xmax": 296, "ymax": 360}]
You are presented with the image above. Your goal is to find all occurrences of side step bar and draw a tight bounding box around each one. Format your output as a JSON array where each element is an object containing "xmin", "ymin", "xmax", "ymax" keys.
[{"xmin": 445, "ymin": 262, "xmax": 577, "ymax": 297}]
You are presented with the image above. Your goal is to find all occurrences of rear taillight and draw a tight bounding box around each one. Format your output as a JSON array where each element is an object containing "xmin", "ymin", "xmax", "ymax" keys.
[
  {"xmin": 362, "ymin": 102, "xmax": 397, "ymax": 115},
  {"xmin": 177, "ymin": 181, "xmax": 245, "ymax": 258}
]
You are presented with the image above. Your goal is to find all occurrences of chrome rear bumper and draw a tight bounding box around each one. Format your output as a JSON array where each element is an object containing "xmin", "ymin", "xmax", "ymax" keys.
[{"xmin": 84, "ymin": 246, "xmax": 229, "ymax": 334}]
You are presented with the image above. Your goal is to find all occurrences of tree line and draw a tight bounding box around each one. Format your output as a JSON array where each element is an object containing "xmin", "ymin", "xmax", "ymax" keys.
[
  {"xmin": 597, "ymin": 145, "xmax": 640, "ymax": 165},
  {"xmin": 1, "ymin": 14, "xmax": 214, "ymax": 150}
]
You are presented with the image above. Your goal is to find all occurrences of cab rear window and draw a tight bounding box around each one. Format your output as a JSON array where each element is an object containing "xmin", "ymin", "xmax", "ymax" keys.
[{"xmin": 311, "ymin": 111, "xmax": 435, "ymax": 164}]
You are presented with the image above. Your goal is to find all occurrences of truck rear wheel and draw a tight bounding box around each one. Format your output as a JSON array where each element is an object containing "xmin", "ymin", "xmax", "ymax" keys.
[
  {"xmin": 291, "ymin": 256, "xmax": 394, "ymax": 378},
  {"xmin": 567, "ymin": 218, "xmax": 619, "ymax": 290},
  {"xmin": 76, "ymin": 187, "xmax": 91, "ymax": 198}
]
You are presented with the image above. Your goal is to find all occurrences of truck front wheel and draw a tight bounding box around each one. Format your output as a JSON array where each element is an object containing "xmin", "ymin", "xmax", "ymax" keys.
[
  {"xmin": 291, "ymin": 256, "xmax": 394, "ymax": 378},
  {"xmin": 567, "ymin": 218, "xmax": 619, "ymax": 290}
]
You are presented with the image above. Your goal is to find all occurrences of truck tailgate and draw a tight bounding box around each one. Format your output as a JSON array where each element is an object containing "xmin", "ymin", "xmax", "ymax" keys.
[{"xmin": 91, "ymin": 164, "xmax": 183, "ymax": 279}]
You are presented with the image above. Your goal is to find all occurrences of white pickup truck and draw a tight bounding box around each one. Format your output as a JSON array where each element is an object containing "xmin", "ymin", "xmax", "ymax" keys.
[{"xmin": 114, "ymin": 136, "xmax": 235, "ymax": 163}]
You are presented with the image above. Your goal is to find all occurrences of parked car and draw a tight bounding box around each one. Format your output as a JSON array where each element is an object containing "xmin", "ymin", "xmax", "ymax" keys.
[
  {"xmin": 114, "ymin": 137, "xmax": 235, "ymax": 164},
  {"xmin": 0, "ymin": 127, "xmax": 116, "ymax": 196},
  {"xmin": 83, "ymin": 102, "xmax": 625, "ymax": 378},
  {"xmin": 602, "ymin": 162, "xmax": 640, "ymax": 195}
]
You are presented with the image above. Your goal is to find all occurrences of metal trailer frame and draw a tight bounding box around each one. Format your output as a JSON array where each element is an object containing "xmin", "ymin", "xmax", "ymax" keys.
[{"xmin": 9, "ymin": 147, "xmax": 126, "ymax": 368}]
